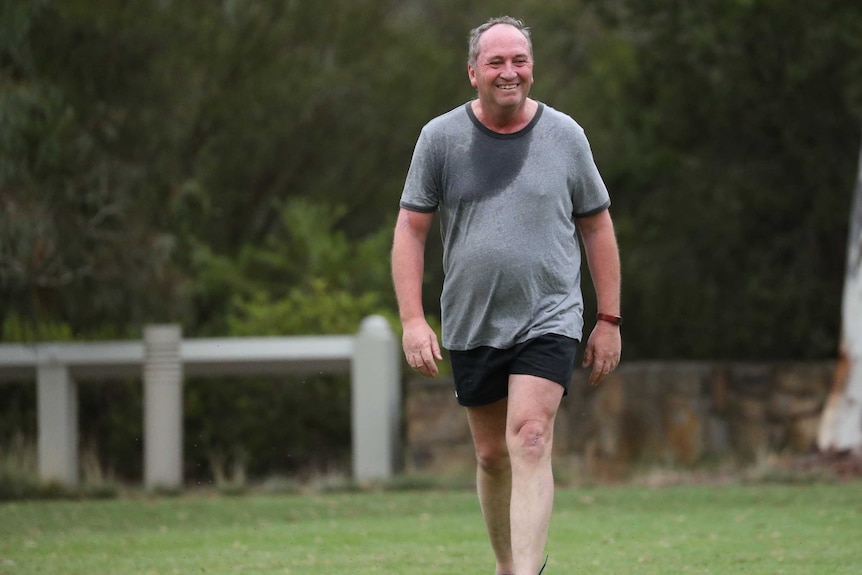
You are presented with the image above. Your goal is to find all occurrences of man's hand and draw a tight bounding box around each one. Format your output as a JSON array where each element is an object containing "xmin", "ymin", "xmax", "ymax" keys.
[
  {"xmin": 401, "ymin": 318, "xmax": 443, "ymax": 377},
  {"xmin": 582, "ymin": 321, "xmax": 622, "ymax": 385}
]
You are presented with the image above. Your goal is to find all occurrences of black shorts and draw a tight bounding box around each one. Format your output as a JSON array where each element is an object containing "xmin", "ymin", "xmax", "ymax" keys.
[{"xmin": 449, "ymin": 334, "xmax": 579, "ymax": 407}]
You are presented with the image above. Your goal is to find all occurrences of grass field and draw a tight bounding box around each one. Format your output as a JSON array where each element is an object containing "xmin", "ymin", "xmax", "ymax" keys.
[{"xmin": 0, "ymin": 481, "xmax": 860, "ymax": 574}]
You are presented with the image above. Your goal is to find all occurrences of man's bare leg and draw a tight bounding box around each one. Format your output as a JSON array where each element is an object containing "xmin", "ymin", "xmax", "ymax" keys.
[
  {"xmin": 507, "ymin": 375, "xmax": 563, "ymax": 575},
  {"xmin": 467, "ymin": 400, "xmax": 514, "ymax": 575}
]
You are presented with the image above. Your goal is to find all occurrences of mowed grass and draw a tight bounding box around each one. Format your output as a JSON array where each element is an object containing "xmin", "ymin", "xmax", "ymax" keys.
[{"xmin": 0, "ymin": 481, "xmax": 860, "ymax": 574}]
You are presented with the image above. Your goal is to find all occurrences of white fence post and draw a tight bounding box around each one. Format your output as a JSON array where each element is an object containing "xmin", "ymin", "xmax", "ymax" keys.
[
  {"xmin": 143, "ymin": 325, "xmax": 183, "ymax": 490},
  {"xmin": 351, "ymin": 315, "xmax": 401, "ymax": 482},
  {"xmin": 36, "ymin": 357, "xmax": 78, "ymax": 486}
]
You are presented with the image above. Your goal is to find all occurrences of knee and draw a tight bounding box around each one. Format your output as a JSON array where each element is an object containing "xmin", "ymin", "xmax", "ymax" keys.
[
  {"xmin": 474, "ymin": 440, "xmax": 510, "ymax": 475},
  {"xmin": 508, "ymin": 419, "xmax": 552, "ymax": 461}
]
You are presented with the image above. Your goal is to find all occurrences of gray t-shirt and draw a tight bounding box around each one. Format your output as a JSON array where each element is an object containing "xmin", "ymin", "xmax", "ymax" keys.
[{"xmin": 400, "ymin": 102, "xmax": 610, "ymax": 351}]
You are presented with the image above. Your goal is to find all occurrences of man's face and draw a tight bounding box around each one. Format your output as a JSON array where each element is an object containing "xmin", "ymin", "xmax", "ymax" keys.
[{"xmin": 468, "ymin": 24, "xmax": 534, "ymax": 112}]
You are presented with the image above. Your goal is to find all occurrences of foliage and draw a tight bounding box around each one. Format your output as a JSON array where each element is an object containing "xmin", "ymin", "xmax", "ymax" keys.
[
  {"xmin": 590, "ymin": 0, "xmax": 862, "ymax": 359},
  {"xmin": 182, "ymin": 199, "xmax": 398, "ymax": 481},
  {"xmin": 0, "ymin": 434, "xmax": 117, "ymax": 501},
  {"xmin": 0, "ymin": 0, "xmax": 189, "ymax": 338},
  {"xmin": 6, "ymin": 0, "xmax": 858, "ymax": 355},
  {"xmin": 216, "ymin": 199, "xmax": 397, "ymax": 336},
  {"xmin": 1, "ymin": 314, "xmax": 72, "ymax": 342},
  {"xmin": 2, "ymin": 0, "xmax": 862, "ymax": 479}
]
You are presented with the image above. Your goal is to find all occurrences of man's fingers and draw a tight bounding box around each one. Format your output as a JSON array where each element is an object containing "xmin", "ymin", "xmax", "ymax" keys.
[
  {"xmin": 582, "ymin": 345, "xmax": 594, "ymax": 368},
  {"xmin": 590, "ymin": 361, "xmax": 609, "ymax": 385},
  {"xmin": 419, "ymin": 345, "xmax": 439, "ymax": 376},
  {"xmin": 431, "ymin": 337, "xmax": 443, "ymax": 361},
  {"xmin": 589, "ymin": 356, "xmax": 620, "ymax": 385},
  {"xmin": 408, "ymin": 357, "xmax": 433, "ymax": 377},
  {"xmin": 589, "ymin": 363, "xmax": 602, "ymax": 385},
  {"xmin": 404, "ymin": 331, "xmax": 440, "ymax": 377}
]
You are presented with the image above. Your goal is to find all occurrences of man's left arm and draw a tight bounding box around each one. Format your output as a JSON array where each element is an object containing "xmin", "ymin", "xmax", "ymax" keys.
[{"xmin": 577, "ymin": 209, "xmax": 622, "ymax": 385}]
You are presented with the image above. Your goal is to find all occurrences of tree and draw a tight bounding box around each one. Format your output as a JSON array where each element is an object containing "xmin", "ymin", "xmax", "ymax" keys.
[
  {"xmin": 3, "ymin": 0, "xmax": 861, "ymax": 353},
  {"xmin": 591, "ymin": 0, "xmax": 862, "ymax": 360},
  {"xmin": 818, "ymin": 136, "xmax": 862, "ymax": 453},
  {"xmin": 0, "ymin": 0, "xmax": 191, "ymax": 338},
  {"xmin": 0, "ymin": 0, "xmax": 438, "ymax": 338}
]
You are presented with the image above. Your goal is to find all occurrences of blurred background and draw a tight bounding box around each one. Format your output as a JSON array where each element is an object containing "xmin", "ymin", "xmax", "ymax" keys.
[{"xmin": 1, "ymin": 0, "xmax": 860, "ymax": 487}]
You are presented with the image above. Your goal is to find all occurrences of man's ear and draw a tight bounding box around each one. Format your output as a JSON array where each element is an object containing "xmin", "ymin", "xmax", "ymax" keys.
[{"xmin": 467, "ymin": 64, "xmax": 477, "ymax": 88}]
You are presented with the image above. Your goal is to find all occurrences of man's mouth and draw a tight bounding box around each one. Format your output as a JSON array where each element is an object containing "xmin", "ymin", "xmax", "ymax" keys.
[{"xmin": 497, "ymin": 84, "xmax": 518, "ymax": 90}]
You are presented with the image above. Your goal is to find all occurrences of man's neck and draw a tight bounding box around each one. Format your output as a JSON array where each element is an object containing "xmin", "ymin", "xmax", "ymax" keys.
[{"xmin": 471, "ymin": 98, "xmax": 538, "ymax": 134}]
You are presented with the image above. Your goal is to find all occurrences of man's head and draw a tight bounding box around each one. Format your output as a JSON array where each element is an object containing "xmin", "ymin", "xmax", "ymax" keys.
[
  {"xmin": 467, "ymin": 16, "xmax": 532, "ymax": 69},
  {"xmin": 467, "ymin": 16, "xmax": 534, "ymax": 115}
]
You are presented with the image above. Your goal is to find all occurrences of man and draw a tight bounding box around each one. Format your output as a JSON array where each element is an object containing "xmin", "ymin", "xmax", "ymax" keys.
[{"xmin": 391, "ymin": 16, "xmax": 621, "ymax": 575}]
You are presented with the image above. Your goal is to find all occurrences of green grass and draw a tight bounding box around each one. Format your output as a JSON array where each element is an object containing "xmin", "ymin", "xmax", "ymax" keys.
[{"xmin": 0, "ymin": 482, "xmax": 860, "ymax": 574}]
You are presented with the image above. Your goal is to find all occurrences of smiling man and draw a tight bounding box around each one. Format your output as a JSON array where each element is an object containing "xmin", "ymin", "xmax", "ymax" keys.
[{"xmin": 392, "ymin": 16, "xmax": 622, "ymax": 575}]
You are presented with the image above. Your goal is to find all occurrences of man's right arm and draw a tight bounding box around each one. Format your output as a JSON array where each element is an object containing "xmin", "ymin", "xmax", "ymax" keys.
[{"xmin": 391, "ymin": 208, "xmax": 442, "ymax": 377}]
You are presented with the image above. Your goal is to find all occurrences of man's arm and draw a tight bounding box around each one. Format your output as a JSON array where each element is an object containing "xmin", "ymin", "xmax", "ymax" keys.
[
  {"xmin": 392, "ymin": 208, "xmax": 442, "ymax": 377},
  {"xmin": 577, "ymin": 209, "xmax": 622, "ymax": 385}
]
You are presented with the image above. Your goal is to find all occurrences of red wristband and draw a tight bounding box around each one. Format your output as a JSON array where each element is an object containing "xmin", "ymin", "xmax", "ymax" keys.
[{"xmin": 597, "ymin": 313, "xmax": 623, "ymax": 326}]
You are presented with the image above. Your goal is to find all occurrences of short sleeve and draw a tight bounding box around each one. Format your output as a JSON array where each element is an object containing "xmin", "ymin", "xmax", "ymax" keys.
[
  {"xmin": 399, "ymin": 127, "xmax": 440, "ymax": 213},
  {"xmin": 570, "ymin": 128, "xmax": 610, "ymax": 217}
]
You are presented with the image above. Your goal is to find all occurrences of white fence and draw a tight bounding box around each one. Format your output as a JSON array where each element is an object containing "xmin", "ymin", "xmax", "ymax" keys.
[{"xmin": 0, "ymin": 315, "xmax": 401, "ymax": 489}]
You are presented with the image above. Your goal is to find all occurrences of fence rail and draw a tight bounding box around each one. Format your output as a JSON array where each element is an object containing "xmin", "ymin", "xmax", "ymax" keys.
[{"xmin": 0, "ymin": 316, "xmax": 401, "ymax": 489}]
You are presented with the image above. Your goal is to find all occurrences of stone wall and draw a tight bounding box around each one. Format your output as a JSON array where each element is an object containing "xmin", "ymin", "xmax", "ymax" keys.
[{"xmin": 404, "ymin": 361, "xmax": 834, "ymax": 481}]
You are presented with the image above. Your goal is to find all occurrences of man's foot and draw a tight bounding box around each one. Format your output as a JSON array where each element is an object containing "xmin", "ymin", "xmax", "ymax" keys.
[{"xmin": 499, "ymin": 555, "xmax": 548, "ymax": 575}]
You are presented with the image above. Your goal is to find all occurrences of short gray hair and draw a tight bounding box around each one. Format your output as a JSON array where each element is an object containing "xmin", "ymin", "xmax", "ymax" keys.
[{"xmin": 468, "ymin": 16, "xmax": 532, "ymax": 68}]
